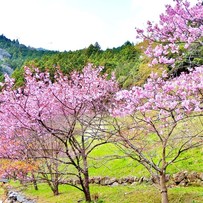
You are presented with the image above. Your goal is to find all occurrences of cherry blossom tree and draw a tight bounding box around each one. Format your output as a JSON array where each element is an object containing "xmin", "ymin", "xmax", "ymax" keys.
[
  {"xmin": 0, "ymin": 64, "xmax": 118, "ymax": 202},
  {"xmin": 24, "ymin": 133, "xmax": 67, "ymax": 195},
  {"xmin": 110, "ymin": 67, "xmax": 203, "ymax": 203},
  {"xmin": 111, "ymin": 2, "xmax": 203, "ymax": 202},
  {"xmin": 0, "ymin": 75, "xmax": 38, "ymax": 183}
]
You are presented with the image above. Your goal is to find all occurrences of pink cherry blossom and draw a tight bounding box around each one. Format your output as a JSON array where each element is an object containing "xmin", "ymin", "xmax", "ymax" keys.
[{"xmin": 136, "ymin": 0, "xmax": 203, "ymax": 67}]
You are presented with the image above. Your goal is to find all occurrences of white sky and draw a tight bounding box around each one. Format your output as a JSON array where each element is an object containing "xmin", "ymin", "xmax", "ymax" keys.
[{"xmin": 0, "ymin": 0, "xmax": 197, "ymax": 51}]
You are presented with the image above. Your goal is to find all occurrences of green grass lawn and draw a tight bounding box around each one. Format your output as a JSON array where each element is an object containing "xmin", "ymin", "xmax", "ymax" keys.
[
  {"xmin": 1, "ymin": 143, "xmax": 202, "ymax": 202},
  {"xmin": 88, "ymin": 143, "xmax": 149, "ymax": 178},
  {"xmin": 1, "ymin": 144, "xmax": 202, "ymax": 203},
  {"xmin": 88, "ymin": 143, "xmax": 203, "ymax": 178},
  {"xmin": 5, "ymin": 182, "xmax": 203, "ymax": 203}
]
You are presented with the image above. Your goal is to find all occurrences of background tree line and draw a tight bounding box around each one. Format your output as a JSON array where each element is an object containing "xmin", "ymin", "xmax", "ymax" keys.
[{"xmin": 1, "ymin": 34, "xmax": 202, "ymax": 89}]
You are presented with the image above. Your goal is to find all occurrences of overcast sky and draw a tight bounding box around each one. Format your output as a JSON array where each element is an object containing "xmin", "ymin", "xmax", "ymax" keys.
[{"xmin": 0, "ymin": 0, "xmax": 197, "ymax": 51}]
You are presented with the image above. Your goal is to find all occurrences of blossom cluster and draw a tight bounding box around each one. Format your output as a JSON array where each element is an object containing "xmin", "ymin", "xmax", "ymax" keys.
[
  {"xmin": 136, "ymin": 0, "xmax": 203, "ymax": 66},
  {"xmin": 111, "ymin": 66, "xmax": 203, "ymax": 121},
  {"xmin": 0, "ymin": 64, "xmax": 118, "ymax": 176}
]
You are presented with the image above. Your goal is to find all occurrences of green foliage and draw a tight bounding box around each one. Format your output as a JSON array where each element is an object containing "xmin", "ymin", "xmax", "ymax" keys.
[
  {"xmin": 130, "ymin": 41, "xmax": 167, "ymax": 86},
  {"xmin": 11, "ymin": 41, "xmax": 141, "ymax": 88},
  {"xmin": 11, "ymin": 67, "xmax": 25, "ymax": 87},
  {"xmin": 1, "ymin": 34, "xmax": 202, "ymax": 88},
  {"xmin": 0, "ymin": 34, "xmax": 56, "ymax": 74},
  {"xmin": 0, "ymin": 35, "xmax": 166, "ymax": 88},
  {"xmin": 169, "ymin": 41, "xmax": 203, "ymax": 77},
  {"xmin": 86, "ymin": 42, "xmax": 101, "ymax": 57}
]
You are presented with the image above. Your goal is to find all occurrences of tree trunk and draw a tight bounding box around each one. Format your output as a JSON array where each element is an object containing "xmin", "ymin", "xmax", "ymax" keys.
[
  {"xmin": 46, "ymin": 179, "xmax": 59, "ymax": 196},
  {"xmin": 82, "ymin": 154, "xmax": 91, "ymax": 202},
  {"xmin": 160, "ymin": 173, "xmax": 169, "ymax": 203},
  {"xmin": 31, "ymin": 173, "xmax": 38, "ymax": 191},
  {"xmin": 84, "ymin": 171, "xmax": 91, "ymax": 202},
  {"xmin": 53, "ymin": 186, "xmax": 59, "ymax": 196},
  {"xmin": 32, "ymin": 179, "xmax": 38, "ymax": 191}
]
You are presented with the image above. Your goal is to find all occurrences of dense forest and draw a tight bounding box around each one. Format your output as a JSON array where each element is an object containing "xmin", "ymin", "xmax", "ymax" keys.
[
  {"xmin": 0, "ymin": 34, "xmax": 202, "ymax": 89},
  {"xmin": 0, "ymin": 35, "xmax": 163, "ymax": 88},
  {"xmin": 0, "ymin": 35, "xmax": 55, "ymax": 70},
  {"xmin": 13, "ymin": 41, "xmax": 143, "ymax": 87}
]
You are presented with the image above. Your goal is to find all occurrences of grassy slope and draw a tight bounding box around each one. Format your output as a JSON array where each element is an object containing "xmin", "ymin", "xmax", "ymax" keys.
[
  {"xmin": 88, "ymin": 143, "xmax": 203, "ymax": 177},
  {"xmin": 88, "ymin": 143, "xmax": 149, "ymax": 178},
  {"xmin": 1, "ymin": 144, "xmax": 202, "ymax": 203},
  {"xmin": 3, "ymin": 183, "xmax": 203, "ymax": 203}
]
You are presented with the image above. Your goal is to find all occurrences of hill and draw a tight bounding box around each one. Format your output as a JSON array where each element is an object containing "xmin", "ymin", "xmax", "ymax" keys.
[
  {"xmin": 0, "ymin": 35, "xmax": 147, "ymax": 87},
  {"xmin": 0, "ymin": 35, "xmax": 56, "ymax": 78},
  {"xmin": 0, "ymin": 35, "xmax": 167, "ymax": 88},
  {"xmin": 11, "ymin": 41, "xmax": 144, "ymax": 88},
  {"xmin": 0, "ymin": 34, "xmax": 202, "ymax": 89}
]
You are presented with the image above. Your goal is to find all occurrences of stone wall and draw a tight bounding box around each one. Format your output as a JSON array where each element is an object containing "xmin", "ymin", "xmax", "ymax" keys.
[
  {"xmin": 63, "ymin": 171, "xmax": 203, "ymax": 187},
  {"xmin": 172, "ymin": 171, "xmax": 203, "ymax": 186},
  {"xmin": 2, "ymin": 171, "xmax": 203, "ymax": 202}
]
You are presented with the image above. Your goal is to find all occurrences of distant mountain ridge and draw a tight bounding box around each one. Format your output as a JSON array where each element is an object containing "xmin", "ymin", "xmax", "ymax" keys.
[
  {"xmin": 0, "ymin": 35, "xmax": 155, "ymax": 88},
  {"xmin": 0, "ymin": 34, "xmax": 56, "ymax": 77}
]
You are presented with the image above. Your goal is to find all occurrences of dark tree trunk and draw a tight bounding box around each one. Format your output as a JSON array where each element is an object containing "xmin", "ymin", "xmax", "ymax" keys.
[
  {"xmin": 31, "ymin": 173, "xmax": 38, "ymax": 191},
  {"xmin": 82, "ymin": 154, "xmax": 91, "ymax": 202},
  {"xmin": 83, "ymin": 171, "xmax": 91, "ymax": 202},
  {"xmin": 53, "ymin": 186, "xmax": 59, "ymax": 196}
]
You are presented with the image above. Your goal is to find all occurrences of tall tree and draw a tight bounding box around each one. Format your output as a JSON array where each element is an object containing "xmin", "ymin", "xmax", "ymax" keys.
[
  {"xmin": 0, "ymin": 64, "xmax": 118, "ymax": 202},
  {"xmin": 110, "ymin": 1, "xmax": 203, "ymax": 203},
  {"xmin": 111, "ymin": 67, "xmax": 203, "ymax": 203}
]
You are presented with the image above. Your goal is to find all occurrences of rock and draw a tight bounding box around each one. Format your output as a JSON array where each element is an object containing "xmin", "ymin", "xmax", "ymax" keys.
[
  {"xmin": 143, "ymin": 177, "xmax": 149, "ymax": 183},
  {"xmin": 108, "ymin": 178, "xmax": 117, "ymax": 185},
  {"xmin": 5, "ymin": 190, "xmax": 36, "ymax": 203},
  {"xmin": 173, "ymin": 171, "xmax": 188, "ymax": 185},
  {"xmin": 117, "ymin": 178, "xmax": 122, "ymax": 184},
  {"xmin": 89, "ymin": 178, "xmax": 94, "ymax": 184},
  {"xmin": 8, "ymin": 191, "xmax": 18, "ymax": 200},
  {"xmin": 100, "ymin": 176, "xmax": 110, "ymax": 185},
  {"xmin": 111, "ymin": 182, "xmax": 119, "ymax": 187},
  {"xmin": 121, "ymin": 177, "xmax": 133, "ymax": 184},
  {"xmin": 151, "ymin": 175, "xmax": 160, "ymax": 184},
  {"xmin": 75, "ymin": 179, "xmax": 80, "ymax": 185},
  {"xmin": 126, "ymin": 176, "xmax": 135, "ymax": 184},
  {"xmin": 131, "ymin": 182, "xmax": 138, "ymax": 186},
  {"xmin": 17, "ymin": 194, "xmax": 26, "ymax": 202},
  {"xmin": 139, "ymin": 177, "xmax": 144, "ymax": 184},
  {"xmin": 72, "ymin": 179, "xmax": 78, "ymax": 185},
  {"xmin": 67, "ymin": 179, "xmax": 73, "ymax": 184},
  {"xmin": 92, "ymin": 176, "xmax": 101, "ymax": 184},
  {"xmin": 188, "ymin": 172, "xmax": 198, "ymax": 183},
  {"xmin": 198, "ymin": 172, "xmax": 203, "ymax": 181}
]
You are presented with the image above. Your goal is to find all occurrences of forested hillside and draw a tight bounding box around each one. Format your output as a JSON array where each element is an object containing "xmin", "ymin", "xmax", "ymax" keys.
[
  {"xmin": 11, "ymin": 41, "xmax": 144, "ymax": 87},
  {"xmin": 0, "ymin": 35, "xmax": 56, "ymax": 77},
  {"xmin": 0, "ymin": 35, "xmax": 158, "ymax": 88},
  {"xmin": 0, "ymin": 31, "xmax": 203, "ymax": 89}
]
